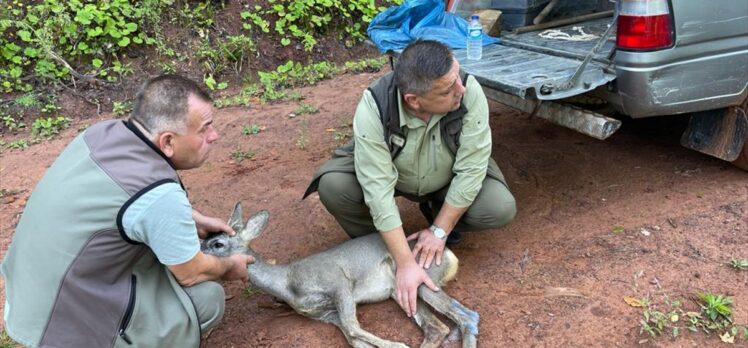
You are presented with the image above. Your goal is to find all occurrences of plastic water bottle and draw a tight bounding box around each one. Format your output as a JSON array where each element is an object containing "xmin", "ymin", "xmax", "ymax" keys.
[{"xmin": 467, "ymin": 14, "xmax": 483, "ymax": 60}]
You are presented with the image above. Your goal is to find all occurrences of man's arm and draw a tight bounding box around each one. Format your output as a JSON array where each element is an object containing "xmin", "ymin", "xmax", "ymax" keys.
[
  {"xmin": 168, "ymin": 252, "xmax": 253, "ymax": 287},
  {"xmin": 380, "ymin": 226, "xmax": 439, "ymax": 318}
]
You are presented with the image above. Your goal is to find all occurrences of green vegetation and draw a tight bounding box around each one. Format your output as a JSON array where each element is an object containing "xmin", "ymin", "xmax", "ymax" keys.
[
  {"xmin": 296, "ymin": 119, "xmax": 308, "ymax": 150},
  {"xmin": 728, "ymin": 258, "xmax": 748, "ymax": 270},
  {"xmin": 31, "ymin": 116, "xmax": 70, "ymax": 138},
  {"xmin": 0, "ymin": 328, "xmax": 16, "ymax": 348},
  {"xmin": 112, "ymin": 100, "xmax": 131, "ymax": 117},
  {"xmin": 240, "ymin": 0, "xmax": 402, "ymax": 52},
  {"xmin": 294, "ymin": 103, "xmax": 319, "ymax": 116},
  {"xmin": 231, "ymin": 148, "xmax": 255, "ymax": 162},
  {"xmin": 635, "ymin": 290, "xmax": 746, "ymax": 344},
  {"xmin": 6, "ymin": 139, "xmax": 29, "ymax": 149},
  {"xmin": 344, "ymin": 57, "xmax": 389, "ymax": 73},
  {"xmin": 2, "ymin": 0, "xmax": 392, "ymax": 146},
  {"xmin": 242, "ymin": 285, "xmax": 263, "ymax": 298},
  {"xmin": 242, "ymin": 124, "xmax": 262, "ymax": 136},
  {"xmin": 1, "ymin": 0, "xmax": 167, "ymax": 93}
]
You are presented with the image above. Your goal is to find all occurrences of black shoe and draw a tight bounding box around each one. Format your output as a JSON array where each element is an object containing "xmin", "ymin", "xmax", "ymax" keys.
[
  {"xmin": 418, "ymin": 202, "xmax": 434, "ymax": 224},
  {"xmin": 446, "ymin": 230, "xmax": 462, "ymax": 245}
]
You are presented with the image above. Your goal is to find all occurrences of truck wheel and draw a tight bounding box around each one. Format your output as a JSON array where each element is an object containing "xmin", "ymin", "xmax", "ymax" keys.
[{"xmin": 731, "ymin": 96, "xmax": 748, "ymax": 171}]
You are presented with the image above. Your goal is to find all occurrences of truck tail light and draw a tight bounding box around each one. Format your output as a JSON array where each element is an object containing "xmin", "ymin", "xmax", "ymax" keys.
[{"xmin": 616, "ymin": 0, "xmax": 674, "ymax": 50}]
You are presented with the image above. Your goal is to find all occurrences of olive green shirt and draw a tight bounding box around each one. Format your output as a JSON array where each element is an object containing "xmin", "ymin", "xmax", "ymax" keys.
[{"xmin": 353, "ymin": 75, "xmax": 492, "ymax": 232}]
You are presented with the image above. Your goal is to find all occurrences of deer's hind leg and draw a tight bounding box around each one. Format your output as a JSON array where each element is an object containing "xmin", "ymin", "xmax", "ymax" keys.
[
  {"xmin": 417, "ymin": 289, "xmax": 479, "ymax": 348},
  {"xmin": 334, "ymin": 290, "xmax": 408, "ymax": 348},
  {"xmin": 412, "ymin": 299, "xmax": 449, "ymax": 348}
]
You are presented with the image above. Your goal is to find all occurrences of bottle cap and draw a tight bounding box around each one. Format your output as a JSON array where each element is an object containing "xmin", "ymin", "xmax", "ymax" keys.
[{"xmin": 471, "ymin": 14, "xmax": 479, "ymax": 20}]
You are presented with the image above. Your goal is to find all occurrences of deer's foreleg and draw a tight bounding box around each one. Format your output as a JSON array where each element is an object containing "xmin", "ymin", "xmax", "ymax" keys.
[
  {"xmin": 413, "ymin": 300, "xmax": 450, "ymax": 348},
  {"xmin": 417, "ymin": 288, "xmax": 479, "ymax": 348},
  {"xmin": 335, "ymin": 290, "xmax": 409, "ymax": 348}
]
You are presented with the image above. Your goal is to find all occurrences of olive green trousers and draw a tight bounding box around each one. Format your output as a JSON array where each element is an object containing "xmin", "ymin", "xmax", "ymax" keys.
[{"xmin": 317, "ymin": 173, "xmax": 516, "ymax": 238}]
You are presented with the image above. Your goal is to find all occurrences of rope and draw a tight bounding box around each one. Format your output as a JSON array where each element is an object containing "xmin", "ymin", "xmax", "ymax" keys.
[{"xmin": 538, "ymin": 26, "xmax": 599, "ymax": 41}]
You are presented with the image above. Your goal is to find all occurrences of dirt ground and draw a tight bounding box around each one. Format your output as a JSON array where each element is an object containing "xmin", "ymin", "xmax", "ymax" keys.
[{"xmin": 0, "ymin": 68, "xmax": 746, "ymax": 347}]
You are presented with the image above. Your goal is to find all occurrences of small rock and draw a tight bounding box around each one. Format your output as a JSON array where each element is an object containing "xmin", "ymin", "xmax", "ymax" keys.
[{"xmin": 640, "ymin": 228, "xmax": 651, "ymax": 236}]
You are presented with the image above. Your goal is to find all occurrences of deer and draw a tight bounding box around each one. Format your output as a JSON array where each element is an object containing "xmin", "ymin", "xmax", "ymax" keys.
[{"xmin": 201, "ymin": 202, "xmax": 479, "ymax": 348}]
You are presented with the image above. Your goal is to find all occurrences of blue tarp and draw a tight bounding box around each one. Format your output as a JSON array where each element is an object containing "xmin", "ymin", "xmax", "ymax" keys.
[{"xmin": 367, "ymin": 0, "xmax": 499, "ymax": 53}]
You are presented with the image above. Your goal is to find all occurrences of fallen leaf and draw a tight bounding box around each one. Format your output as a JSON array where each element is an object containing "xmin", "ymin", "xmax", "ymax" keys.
[
  {"xmin": 325, "ymin": 128, "xmax": 336, "ymax": 132},
  {"xmin": 720, "ymin": 332, "xmax": 734, "ymax": 343},
  {"xmin": 624, "ymin": 296, "xmax": 642, "ymax": 307}
]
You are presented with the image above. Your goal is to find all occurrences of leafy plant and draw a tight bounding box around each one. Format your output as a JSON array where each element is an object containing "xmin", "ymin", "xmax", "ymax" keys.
[
  {"xmin": 294, "ymin": 103, "xmax": 318, "ymax": 115},
  {"xmin": 728, "ymin": 258, "xmax": 748, "ymax": 270},
  {"xmin": 258, "ymin": 60, "xmax": 337, "ymax": 101},
  {"xmin": 112, "ymin": 100, "xmax": 131, "ymax": 117},
  {"xmin": 0, "ymin": 328, "xmax": 16, "ymax": 348},
  {"xmin": 1, "ymin": 113, "xmax": 25, "ymax": 131},
  {"xmin": 6, "ymin": 139, "xmax": 29, "ymax": 149},
  {"xmin": 696, "ymin": 293, "xmax": 733, "ymax": 323},
  {"xmin": 239, "ymin": 0, "xmax": 402, "ymax": 52},
  {"xmin": 344, "ymin": 57, "xmax": 388, "ymax": 73},
  {"xmin": 296, "ymin": 119, "xmax": 308, "ymax": 150},
  {"xmin": 334, "ymin": 130, "xmax": 351, "ymax": 141},
  {"xmin": 31, "ymin": 116, "xmax": 70, "ymax": 138},
  {"xmin": 231, "ymin": 148, "xmax": 255, "ymax": 162},
  {"xmin": 1, "ymin": 0, "xmax": 168, "ymax": 92},
  {"xmin": 242, "ymin": 285, "xmax": 263, "ymax": 298},
  {"xmin": 242, "ymin": 124, "xmax": 262, "ymax": 135}
]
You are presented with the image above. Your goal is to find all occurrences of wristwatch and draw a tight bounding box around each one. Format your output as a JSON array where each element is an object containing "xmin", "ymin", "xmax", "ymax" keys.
[{"xmin": 429, "ymin": 224, "xmax": 447, "ymax": 240}]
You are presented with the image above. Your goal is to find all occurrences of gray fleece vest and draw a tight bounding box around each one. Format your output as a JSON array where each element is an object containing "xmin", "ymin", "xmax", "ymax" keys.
[{"xmin": 1, "ymin": 120, "xmax": 201, "ymax": 348}]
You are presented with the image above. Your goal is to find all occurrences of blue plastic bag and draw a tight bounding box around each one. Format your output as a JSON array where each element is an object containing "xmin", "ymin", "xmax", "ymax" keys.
[{"xmin": 367, "ymin": 0, "xmax": 499, "ymax": 53}]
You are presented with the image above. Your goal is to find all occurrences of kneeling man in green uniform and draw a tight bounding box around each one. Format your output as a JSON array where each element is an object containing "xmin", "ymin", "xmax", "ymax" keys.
[{"xmin": 304, "ymin": 40, "xmax": 516, "ymax": 318}]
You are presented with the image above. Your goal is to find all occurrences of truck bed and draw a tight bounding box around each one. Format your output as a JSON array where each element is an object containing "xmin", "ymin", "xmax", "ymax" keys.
[{"xmin": 455, "ymin": 15, "xmax": 617, "ymax": 101}]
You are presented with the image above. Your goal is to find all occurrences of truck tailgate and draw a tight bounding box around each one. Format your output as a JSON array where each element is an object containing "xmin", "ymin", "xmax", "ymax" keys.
[{"xmin": 455, "ymin": 17, "xmax": 617, "ymax": 101}]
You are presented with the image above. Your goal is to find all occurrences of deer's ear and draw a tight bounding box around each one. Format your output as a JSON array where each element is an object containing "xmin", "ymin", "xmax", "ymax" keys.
[
  {"xmin": 240, "ymin": 210, "xmax": 269, "ymax": 242},
  {"xmin": 228, "ymin": 202, "xmax": 244, "ymax": 233}
]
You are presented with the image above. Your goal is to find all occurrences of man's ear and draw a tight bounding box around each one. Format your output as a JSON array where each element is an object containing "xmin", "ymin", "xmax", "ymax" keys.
[
  {"xmin": 403, "ymin": 93, "xmax": 420, "ymax": 111},
  {"xmin": 156, "ymin": 132, "xmax": 176, "ymax": 157}
]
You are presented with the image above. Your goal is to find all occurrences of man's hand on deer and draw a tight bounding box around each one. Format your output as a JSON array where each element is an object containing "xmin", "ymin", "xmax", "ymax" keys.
[
  {"xmin": 193, "ymin": 209, "xmax": 235, "ymax": 238},
  {"xmin": 408, "ymin": 228, "xmax": 447, "ymax": 269},
  {"xmin": 395, "ymin": 262, "xmax": 439, "ymax": 317}
]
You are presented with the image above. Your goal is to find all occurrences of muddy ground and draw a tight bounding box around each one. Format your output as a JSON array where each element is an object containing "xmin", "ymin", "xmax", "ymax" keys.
[{"xmin": 0, "ymin": 68, "xmax": 746, "ymax": 347}]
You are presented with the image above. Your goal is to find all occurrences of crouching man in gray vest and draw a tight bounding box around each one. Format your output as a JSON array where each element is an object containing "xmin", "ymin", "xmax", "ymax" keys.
[
  {"xmin": 304, "ymin": 40, "xmax": 516, "ymax": 318},
  {"xmin": 1, "ymin": 75, "xmax": 253, "ymax": 347}
]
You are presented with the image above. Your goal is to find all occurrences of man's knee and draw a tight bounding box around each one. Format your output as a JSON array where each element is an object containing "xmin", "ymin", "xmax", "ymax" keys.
[
  {"xmin": 185, "ymin": 281, "xmax": 225, "ymax": 331},
  {"xmin": 318, "ymin": 172, "xmax": 363, "ymax": 210},
  {"xmin": 464, "ymin": 180, "xmax": 516, "ymax": 230}
]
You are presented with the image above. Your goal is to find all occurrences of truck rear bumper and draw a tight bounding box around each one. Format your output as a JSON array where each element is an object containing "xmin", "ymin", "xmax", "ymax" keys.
[{"xmin": 607, "ymin": 48, "xmax": 748, "ymax": 118}]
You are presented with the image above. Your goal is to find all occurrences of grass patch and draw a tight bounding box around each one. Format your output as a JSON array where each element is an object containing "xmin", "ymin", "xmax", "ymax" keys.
[
  {"xmin": 242, "ymin": 285, "xmax": 264, "ymax": 298},
  {"xmin": 634, "ymin": 290, "xmax": 746, "ymax": 344},
  {"xmin": 727, "ymin": 258, "xmax": 748, "ymax": 271},
  {"xmin": 231, "ymin": 148, "xmax": 255, "ymax": 162}
]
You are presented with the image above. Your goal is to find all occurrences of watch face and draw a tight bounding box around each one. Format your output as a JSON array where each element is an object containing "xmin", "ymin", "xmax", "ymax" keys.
[{"xmin": 432, "ymin": 226, "xmax": 446, "ymax": 239}]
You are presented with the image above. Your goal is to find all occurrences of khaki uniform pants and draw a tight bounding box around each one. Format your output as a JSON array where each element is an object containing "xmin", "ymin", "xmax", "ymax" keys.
[{"xmin": 317, "ymin": 172, "xmax": 516, "ymax": 238}]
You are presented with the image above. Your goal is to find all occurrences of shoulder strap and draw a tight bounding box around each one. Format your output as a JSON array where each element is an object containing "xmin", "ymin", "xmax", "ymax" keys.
[
  {"xmin": 368, "ymin": 72, "xmax": 406, "ymax": 159},
  {"xmin": 368, "ymin": 72, "xmax": 471, "ymax": 159}
]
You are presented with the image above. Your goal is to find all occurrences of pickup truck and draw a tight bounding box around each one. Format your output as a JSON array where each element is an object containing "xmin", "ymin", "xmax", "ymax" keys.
[{"xmin": 453, "ymin": 0, "xmax": 748, "ymax": 170}]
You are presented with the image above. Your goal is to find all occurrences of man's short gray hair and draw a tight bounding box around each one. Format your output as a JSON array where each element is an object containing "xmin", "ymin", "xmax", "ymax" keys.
[
  {"xmin": 394, "ymin": 40, "xmax": 454, "ymax": 95},
  {"xmin": 130, "ymin": 75, "xmax": 212, "ymax": 135}
]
